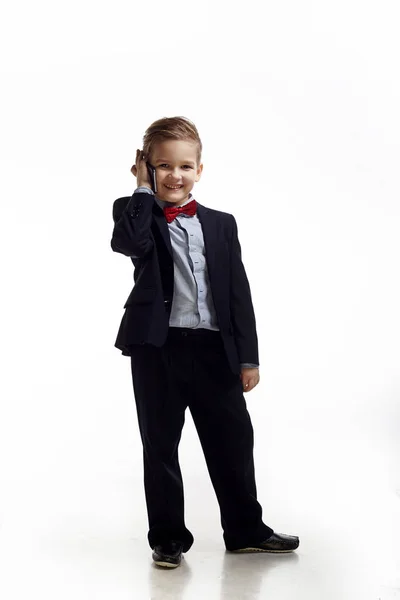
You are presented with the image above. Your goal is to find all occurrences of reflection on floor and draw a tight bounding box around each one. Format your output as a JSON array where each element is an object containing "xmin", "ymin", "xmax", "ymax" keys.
[{"xmin": 0, "ymin": 409, "xmax": 398, "ymax": 599}]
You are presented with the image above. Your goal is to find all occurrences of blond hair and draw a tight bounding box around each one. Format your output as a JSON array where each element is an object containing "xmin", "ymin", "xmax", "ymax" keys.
[{"xmin": 143, "ymin": 116, "xmax": 202, "ymax": 166}]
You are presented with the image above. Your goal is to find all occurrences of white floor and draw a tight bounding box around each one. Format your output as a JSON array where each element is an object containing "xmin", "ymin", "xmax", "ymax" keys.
[{"xmin": 0, "ymin": 364, "xmax": 399, "ymax": 600}]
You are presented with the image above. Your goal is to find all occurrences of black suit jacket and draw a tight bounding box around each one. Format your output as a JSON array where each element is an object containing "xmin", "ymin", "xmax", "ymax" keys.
[{"xmin": 110, "ymin": 192, "xmax": 259, "ymax": 375}]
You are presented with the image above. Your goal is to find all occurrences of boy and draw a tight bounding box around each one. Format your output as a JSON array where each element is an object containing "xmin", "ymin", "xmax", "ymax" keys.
[{"xmin": 110, "ymin": 116, "xmax": 299, "ymax": 568}]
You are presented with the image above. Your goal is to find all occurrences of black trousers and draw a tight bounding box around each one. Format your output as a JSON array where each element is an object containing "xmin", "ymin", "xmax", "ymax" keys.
[{"xmin": 129, "ymin": 326, "xmax": 274, "ymax": 552}]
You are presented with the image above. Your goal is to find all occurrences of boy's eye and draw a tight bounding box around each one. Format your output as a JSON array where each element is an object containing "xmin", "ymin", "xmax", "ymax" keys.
[{"xmin": 159, "ymin": 164, "xmax": 192, "ymax": 169}]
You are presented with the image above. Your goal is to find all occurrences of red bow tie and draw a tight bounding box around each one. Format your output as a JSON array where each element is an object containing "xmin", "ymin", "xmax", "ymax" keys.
[{"xmin": 163, "ymin": 199, "xmax": 197, "ymax": 223}]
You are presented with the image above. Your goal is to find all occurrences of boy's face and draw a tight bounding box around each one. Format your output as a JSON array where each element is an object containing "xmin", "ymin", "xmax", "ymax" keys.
[{"xmin": 149, "ymin": 139, "xmax": 203, "ymax": 206}]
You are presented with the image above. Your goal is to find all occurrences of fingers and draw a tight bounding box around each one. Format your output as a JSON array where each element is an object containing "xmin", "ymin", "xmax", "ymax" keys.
[
  {"xmin": 136, "ymin": 148, "xmax": 145, "ymax": 164},
  {"xmin": 242, "ymin": 376, "xmax": 260, "ymax": 392},
  {"xmin": 131, "ymin": 149, "xmax": 146, "ymax": 176}
]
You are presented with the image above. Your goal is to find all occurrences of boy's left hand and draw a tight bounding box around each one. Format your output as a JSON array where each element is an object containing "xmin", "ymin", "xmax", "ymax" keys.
[{"xmin": 240, "ymin": 368, "xmax": 260, "ymax": 392}]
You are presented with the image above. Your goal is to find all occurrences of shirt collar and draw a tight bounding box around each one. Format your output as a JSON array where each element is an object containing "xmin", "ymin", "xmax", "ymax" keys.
[{"xmin": 154, "ymin": 192, "xmax": 193, "ymax": 211}]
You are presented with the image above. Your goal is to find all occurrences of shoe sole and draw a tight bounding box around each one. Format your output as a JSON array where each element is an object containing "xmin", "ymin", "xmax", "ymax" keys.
[
  {"xmin": 229, "ymin": 547, "xmax": 297, "ymax": 553},
  {"xmin": 153, "ymin": 559, "xmax": 180, "ymax": 568}
]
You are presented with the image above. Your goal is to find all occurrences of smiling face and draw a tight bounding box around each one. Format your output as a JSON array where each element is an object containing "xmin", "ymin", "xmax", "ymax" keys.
[{"xmin": 149, "ymin": 139, "xmax": 203, "ymax": 206}]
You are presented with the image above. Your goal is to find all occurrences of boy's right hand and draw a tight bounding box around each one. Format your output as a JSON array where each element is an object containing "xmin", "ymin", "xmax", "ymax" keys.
[{"xmin": 130, "ymin": 149, "xmax": 152, "ymax": 189}]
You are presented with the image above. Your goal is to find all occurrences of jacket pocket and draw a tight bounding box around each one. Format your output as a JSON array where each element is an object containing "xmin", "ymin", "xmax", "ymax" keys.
[{"xmin": 123, "ymin": 287, "xmax": 156, "ymax": 307}]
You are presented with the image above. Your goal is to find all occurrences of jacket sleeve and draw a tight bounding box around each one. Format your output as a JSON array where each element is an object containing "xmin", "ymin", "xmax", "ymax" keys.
[
  {"xmin": 229, "ymin": 215, "xmax": 260, "ymax": 367},
  {"xmin": 110, "ymin": 192, "xmax": 155, "ymax": 258}
]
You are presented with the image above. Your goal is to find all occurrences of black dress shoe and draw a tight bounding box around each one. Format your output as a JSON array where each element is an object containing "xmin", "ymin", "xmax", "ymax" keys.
[
  {"xmin": 229, "ymin": 532, "xmax": 300, "ymax": 553},
  {"xmin": 152, "ymin": 540, "xmax": 184, "ymax": 568}
]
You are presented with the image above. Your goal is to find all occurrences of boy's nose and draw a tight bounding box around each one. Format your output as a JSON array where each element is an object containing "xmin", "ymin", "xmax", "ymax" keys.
[{"xmin": 168, "ymin": 174, "xmax": 182, "ymax": 182}]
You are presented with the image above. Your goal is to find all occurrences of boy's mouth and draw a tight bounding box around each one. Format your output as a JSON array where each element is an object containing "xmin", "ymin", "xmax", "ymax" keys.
[{"xmin": 165, "ymin": 184, "xmax": 183, "ymax": 190}]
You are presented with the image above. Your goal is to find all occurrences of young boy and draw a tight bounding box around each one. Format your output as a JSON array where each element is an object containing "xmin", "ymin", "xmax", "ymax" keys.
[{"xmin": 110, "ymin": 116, "xmax": 299, "ymax": 568}]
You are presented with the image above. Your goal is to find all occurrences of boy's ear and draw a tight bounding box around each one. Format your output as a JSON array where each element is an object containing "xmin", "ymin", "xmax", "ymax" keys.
[{"xmin": 195, "ymin": 163, "xmax": 203, "ymax": 182}]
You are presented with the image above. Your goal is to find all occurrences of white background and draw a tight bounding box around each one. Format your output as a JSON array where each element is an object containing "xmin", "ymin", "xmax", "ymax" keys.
[{"xmin": 0, "ymin": 1, "xmax": 399, "ymax": 598}]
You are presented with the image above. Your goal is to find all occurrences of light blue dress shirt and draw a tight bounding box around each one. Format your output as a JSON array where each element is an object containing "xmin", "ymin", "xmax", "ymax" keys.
[{"xmin": 134, "ymin": 186, "xmax": 259, "ymax": 369}]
